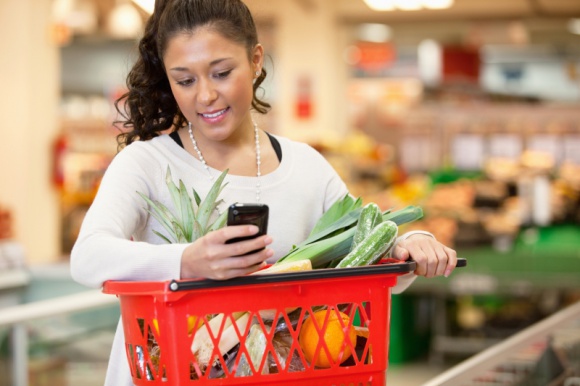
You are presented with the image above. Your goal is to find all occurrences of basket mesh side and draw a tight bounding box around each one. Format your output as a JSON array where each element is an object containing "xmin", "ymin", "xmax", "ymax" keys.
[{"xmin": 116, "ymin": 274, "xmax": 396, "ymax": 385}]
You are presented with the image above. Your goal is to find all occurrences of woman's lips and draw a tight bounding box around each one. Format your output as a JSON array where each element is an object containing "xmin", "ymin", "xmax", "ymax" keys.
[{"xmin": 199, "ymin": 107, "xmax": 229, "ymax": 124}]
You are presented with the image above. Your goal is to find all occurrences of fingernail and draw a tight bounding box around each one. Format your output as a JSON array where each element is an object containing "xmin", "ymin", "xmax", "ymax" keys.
[{"xmin": 444, "ymin": 269, "xmax": 452, "ymax": 278}]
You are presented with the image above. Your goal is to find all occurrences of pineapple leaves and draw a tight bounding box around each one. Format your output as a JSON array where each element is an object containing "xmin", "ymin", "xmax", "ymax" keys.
[
  {"xmin": 165, "ymin": 167, "xmax": 182, "ymax": 215},
  {"xmin": 152, "ymin": 230, "xmax": 173, "ymax": 244},
  {"xmin": 137, "ymin": 192, "xmax": 179, "ymax": 243},
  {"xmin": 192, "ymin": 220, "xmax": 203, "ymax": 242},
  {"xmin": 138, "ymin": 166, "xmax": 229, "ymax": 243},
  {"xmin": 193, "ymin": 189, "xmax": 202, "ymax": 207},
  {"xmin": 209, "ymin": 210, "xmax": 228, "ymax": 232},
  {"xmin": 179, "ymin": 179, "xmax": 194, "ymax": 239},
  {"xmin": 196, "ymin": 169, "xmax": 228, "ymax": 232}
]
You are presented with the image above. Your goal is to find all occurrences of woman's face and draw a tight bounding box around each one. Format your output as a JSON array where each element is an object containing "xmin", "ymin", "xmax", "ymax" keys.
[{"xmin": 163, "ymin": 27, "xmax": 263, "ymax": 142}]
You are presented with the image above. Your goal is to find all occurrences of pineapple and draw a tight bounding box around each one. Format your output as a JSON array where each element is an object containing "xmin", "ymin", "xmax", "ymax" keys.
[{"xmin": 138, "ymin": 166, "xmax": 229, "ymax": 243}]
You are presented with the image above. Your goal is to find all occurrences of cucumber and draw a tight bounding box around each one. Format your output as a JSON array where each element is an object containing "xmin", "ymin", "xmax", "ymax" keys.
[
  {"xmin": 350, "ymin": 203, "xmax": 383, "ymax": 252},
  {"xmin": 336, "ymin": 220, "xmax": 398, "ymax": 268}
]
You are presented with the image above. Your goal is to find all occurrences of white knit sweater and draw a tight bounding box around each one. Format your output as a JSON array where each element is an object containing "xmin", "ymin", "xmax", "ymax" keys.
[{"xmin": 70, "ymin": 133, "xmax": 416, "ymax": 385}]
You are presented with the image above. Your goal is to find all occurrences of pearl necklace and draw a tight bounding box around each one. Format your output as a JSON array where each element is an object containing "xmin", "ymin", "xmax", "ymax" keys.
[{"xmin": 187, "ymin": 120, "xmax": 262, "ymax": 203}]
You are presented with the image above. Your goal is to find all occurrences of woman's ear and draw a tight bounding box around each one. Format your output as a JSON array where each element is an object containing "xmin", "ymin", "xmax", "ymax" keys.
[{"xmin": 252, "ymin": 44, "xmax": 265, "ymax": 74}]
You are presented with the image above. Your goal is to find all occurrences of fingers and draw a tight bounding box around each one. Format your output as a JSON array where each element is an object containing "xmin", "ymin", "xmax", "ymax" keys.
[
  {"xmin": 226, "ymin": 235, "xmax": 272, "ymax": 258},
  {"xmin": 443, "ymin": 245, "xmax": 458, "ymax": 277},
  {"xmin": 398, "ymin": 235, "xmax": 457, "ymax": 278},
  {"xmin": 391, "ymin": 244, "xmax": 410, "ymax": 261},
  {"xmin": 220, "ymin": 224, "xmax": 261, "ymax": 243},
  {"xmin": 209, "ymin": 248, "xmax": 273, "ymax": 280},
  {"xmin": 180, "ymin": 226, "xmax": 274, "ymax": 281}
]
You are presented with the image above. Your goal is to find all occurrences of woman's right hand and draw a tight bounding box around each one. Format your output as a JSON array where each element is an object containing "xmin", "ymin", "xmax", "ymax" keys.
[{"xmin": 180, "ymin": 225, "xmax": 274, "ymax": 280}]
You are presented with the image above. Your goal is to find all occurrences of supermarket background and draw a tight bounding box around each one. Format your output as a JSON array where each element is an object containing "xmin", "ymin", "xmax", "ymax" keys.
[{"xmin": 1, "ymin": 0, "xmax": 579, "ymax": 385}]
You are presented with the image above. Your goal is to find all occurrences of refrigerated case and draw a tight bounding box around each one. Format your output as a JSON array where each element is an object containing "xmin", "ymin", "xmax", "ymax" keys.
[{"xmin": 422, "ymin": 300, "xmax": 580, "ymax": 386}]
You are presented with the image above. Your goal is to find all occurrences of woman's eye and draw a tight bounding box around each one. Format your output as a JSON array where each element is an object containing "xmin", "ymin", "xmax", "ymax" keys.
[
  {"xmin": 215, "ymin": 70, "xmax": 232, "ymax": 79},
  {"xmin": 177, "ymin": 78, "xmax": 194, "ymax": 86}
]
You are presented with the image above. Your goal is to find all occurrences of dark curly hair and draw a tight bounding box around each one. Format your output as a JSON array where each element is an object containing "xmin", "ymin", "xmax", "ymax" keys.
[{"xmin": 115, "ymin": 0, "xmax": 270, "ymax": 149}]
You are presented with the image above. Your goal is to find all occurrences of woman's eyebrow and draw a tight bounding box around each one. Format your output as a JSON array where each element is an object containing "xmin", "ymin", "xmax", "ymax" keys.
[{"xmin": 169, "ymin": 58, "xmax": 234, "ymax": 72}]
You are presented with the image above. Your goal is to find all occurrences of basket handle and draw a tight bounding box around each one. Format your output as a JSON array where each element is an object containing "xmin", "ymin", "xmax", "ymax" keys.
[
  {"xmin": 169, "ymin": 260, "xmax": 417, "ymax": 291},
  {"xmin": 169, "ymin": 258, "xmax": 467, "ymax": 292},
  {"xmin": 168, "ymin": 259, "xmax": 466, "ymax": 292}
]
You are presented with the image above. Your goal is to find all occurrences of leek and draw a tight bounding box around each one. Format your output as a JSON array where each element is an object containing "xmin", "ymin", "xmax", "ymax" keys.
[
  {"xmin": 307, "ymin": 194, "xmax": 362, "ymax": 237},
  {"xmin": 276, "ymin": 203, "xmax": 423, "ymax": 268}
]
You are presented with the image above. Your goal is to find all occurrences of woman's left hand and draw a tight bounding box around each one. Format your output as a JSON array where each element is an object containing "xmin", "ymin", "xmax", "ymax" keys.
[{"xmin": 391, "ymin": 234, "xmax": 457, "ymax": 278}]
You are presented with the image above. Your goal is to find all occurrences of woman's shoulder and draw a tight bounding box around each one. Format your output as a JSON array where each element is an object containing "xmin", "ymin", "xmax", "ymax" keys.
[
  {"xmin": 107, "ymin": 135, "xmax": 180, "ymax": 176},
  {"xmin": 118, "ymin": 135, "xmax": 173, "ymax": 153},
  {"xmin": 114, "ymin": 135, "xmax": 176, "ymax": 162}
]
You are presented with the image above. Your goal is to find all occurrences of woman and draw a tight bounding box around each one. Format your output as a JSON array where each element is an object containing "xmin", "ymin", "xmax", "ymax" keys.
[{"xmin": 70, "ymin": 0, "xmax": 457, "ymax": 384}]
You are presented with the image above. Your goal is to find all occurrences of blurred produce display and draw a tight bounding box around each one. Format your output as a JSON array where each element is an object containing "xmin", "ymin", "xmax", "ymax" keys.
[{"xmin": 323, "ymin": 99, "xmax": 580, "ymax": 252}]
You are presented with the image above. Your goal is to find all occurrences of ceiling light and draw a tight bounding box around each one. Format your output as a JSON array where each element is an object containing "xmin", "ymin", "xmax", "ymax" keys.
[
  {"xmin": 395, "ymin": 0, "xmax": 422, "ymax": 11},
  {"xmin": 363, "ymin": 0, "xmax": 396, "ymax": 11},
  {"xmin": 422, "ymin": 0, "xmax": 454, "ymax": 9},
  {"xmin": 364, "ymin": 0, "xmax": 455, "ymax": 11},
  {"xmin": 132, "ymin": 0, "xmax": 155, "ymax": 14}
]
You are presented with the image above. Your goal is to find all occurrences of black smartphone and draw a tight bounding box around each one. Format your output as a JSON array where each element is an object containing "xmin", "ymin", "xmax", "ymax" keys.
[{"xmin": 226, "ymin": 203, "xmax": 269, "ymax": 255}]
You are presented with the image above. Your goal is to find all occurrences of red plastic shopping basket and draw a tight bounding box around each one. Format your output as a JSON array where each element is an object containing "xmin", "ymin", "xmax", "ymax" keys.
[{"xmin": 103, "ymin": 261, "xmax": 417, "ymax": 385}]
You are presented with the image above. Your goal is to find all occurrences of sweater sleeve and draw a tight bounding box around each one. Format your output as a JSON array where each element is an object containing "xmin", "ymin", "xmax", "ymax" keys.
[{"xmin": 70, "ymin": 145, "xmax": 187, "ymax": 289}]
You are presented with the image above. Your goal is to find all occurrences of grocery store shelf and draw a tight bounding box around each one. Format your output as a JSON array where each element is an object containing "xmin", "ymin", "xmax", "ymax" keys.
[{"xmin": 0, "ymin": 290, "xmax": 115, "ymax": 327}]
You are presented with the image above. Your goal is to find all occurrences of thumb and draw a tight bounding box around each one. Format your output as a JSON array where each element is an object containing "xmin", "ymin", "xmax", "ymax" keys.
[{"xmin": 391, "ymin": 243, "xmax": 410, "ymax": 261}]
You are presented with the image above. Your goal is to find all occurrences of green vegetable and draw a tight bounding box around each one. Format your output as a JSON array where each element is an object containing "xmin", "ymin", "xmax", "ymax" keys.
[
  {"xmin": 278, "ymin": 227, "xmax": 356, "ymax": 268},
  {"xmin": 351, "ymin": 203, "xmax": 382, "ymax": 251},
  {"xmin": 276, "ymin": 198, "xmax": 423, "ymax": 269},
  {"xmin": 291, "ymin": 195, "xmax": 363, "ymax": 251},
  {"xmin": 276, "ymin": 195, "xmax": 363, "ymax": 266},
  {"xmin": 336, "ymin": 220, "xmax": 398, "ymax": 268},
  {"xmin": 307, "ymin": 194, "xmax": 362, "ymax": 237},
  {"xmin": 137, "ymin": 166, "xmax": 228, "ymax": 243},
  {"xmin": 382, "ymin": 205, "xmax": 423, "ymax": 227}
]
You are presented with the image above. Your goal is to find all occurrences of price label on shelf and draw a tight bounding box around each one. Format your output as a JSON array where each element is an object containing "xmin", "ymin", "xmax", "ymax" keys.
[
  {"xmin": 488, "ymin": 134, "xmax": 522, "ymax": 160},
  {"xmin": 452, "ymin": 134, "xmax": 484, "ymax": 170}
]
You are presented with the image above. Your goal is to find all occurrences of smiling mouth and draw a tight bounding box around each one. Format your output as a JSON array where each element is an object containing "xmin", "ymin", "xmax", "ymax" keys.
[{"xmin": 200, "ymin": 108, "xmax": 229, "ymax": 119}]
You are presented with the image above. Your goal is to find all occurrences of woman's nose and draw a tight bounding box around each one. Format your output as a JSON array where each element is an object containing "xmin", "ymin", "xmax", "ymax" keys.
[{"xmin": 197, "ymin": 79, "xmax": 218, "ymax": 105}]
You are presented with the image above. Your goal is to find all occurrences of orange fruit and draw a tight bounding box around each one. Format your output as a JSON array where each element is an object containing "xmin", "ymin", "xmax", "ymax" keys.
[{"xmin": 298, "ymin": 308, "xmax": 357, "ymax": 368}]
